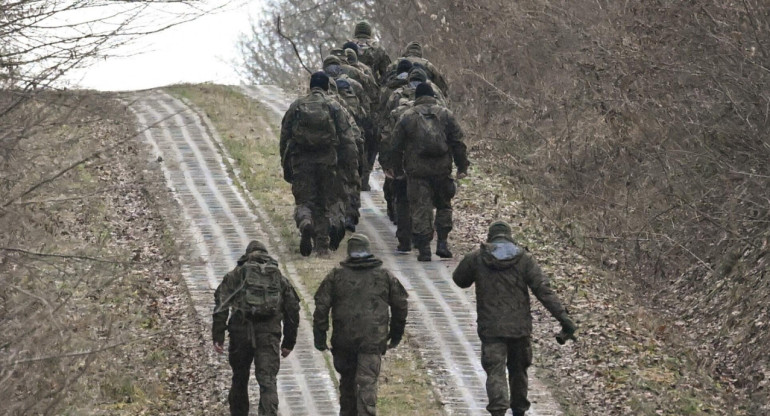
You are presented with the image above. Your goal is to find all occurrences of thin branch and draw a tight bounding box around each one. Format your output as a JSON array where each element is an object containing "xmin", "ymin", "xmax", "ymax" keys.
[{"xmin": 275, "ymin": 14, "xmax": 313, "ymax": 74}]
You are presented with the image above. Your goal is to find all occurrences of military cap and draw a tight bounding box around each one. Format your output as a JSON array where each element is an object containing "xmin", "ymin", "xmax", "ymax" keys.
[
  {"xmin": 323, "ymin": 55, "xmax": 342, "ymax": 67},
  {"xmin": 354, "ymin": 21, "xmax": 372, "ymax": 38},
  {"xmin": 347, "ymin": 233, "xmax": 372, "ymax": 257},
  {"xmin": 245, "ymin": 240, "xmax": 268, "ymax": 254},
  {"xmin": 415, "ymin": 82, "xmax": 435, "ymax": 98},
  {"xmin": 408, "ymin": 68, "xmax": 428, "ymax": 83},
  {"xmin": 487, "ymin": 220, "xmax": 513, "ymax": 241},
  {"xmin": 310, "ymin": 71, "xmax": 330, "ymax": 90}
]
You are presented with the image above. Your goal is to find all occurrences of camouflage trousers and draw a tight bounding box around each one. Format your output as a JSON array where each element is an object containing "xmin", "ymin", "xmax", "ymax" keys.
[
  {"xmin": 291, "ymin": 162, "xmax": 337, "ymax": 250},
  {"xmin": 407, "ymin": 175, "xmax": 455, "ymax": 242},
  {"xmin": 361, "ymin": 120, "xmax": 378, "ymax": 190},
  {"xmin": 227, "ymin": 329, "xmax": 281, "ymax": 416},
  {"xmin": 480, "ymin": 336, "xmax": 533, "ymax": 415},
  {"xmin": 393, "ymin": 178, "xmax": 411, "ymax": 244},
  {"xmin": 332, "ymin": 349, "xmax": 382, "ymax": 416}
]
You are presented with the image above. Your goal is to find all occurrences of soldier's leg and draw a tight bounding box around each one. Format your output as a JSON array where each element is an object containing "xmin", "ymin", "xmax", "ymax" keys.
[
  {"xmin": 481, "ymin": 337, "xmax": 510, "ymax": 416},
  {"xmin": 355, "ymin": 352, "xmax": 382, "ymax": 416},
  {"xmin": 383, "ymin": 177, "xmax": 396, "ymax": 223},
  {"xmin": 228, "ymin": 329, "xmax": 256, "ymax": 416},
  {"xmin": 394, "ymin": 178, "xmax": 411, "ymax": 251},
  {"xmin": 361, "ymin": 121, "xmax": 378, "ymax": 192},
  {"xmin": 507, "ymin": 337, "xmax": 533, "ymax": 414},
  {"xmin": 313, "ymin": 164, "xmax": 336, "ymax": 253},
  {"xmin": 433, "ymin": 176, "xmax": 456, "ymax": 258},
  {"xmin": 332, "ymin": 349, "xmax": 359, "ymax": 416},
  {"xmin": 253, "ymin": 333, "xmax": 281, "ymax": 416},
  {"xmin": 291, "ymin": 163, "xmax": 316, "ymax": 256},
  {"xmin": 407, "ymin": 177, "xmax": 435, "ymax": 261}
]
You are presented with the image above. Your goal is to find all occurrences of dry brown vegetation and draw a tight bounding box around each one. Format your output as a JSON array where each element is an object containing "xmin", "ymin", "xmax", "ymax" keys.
[
  {"xmin": 245, "ymin": 1, "xmax": 770, "ymax": 414},
  {"xmin": 0, "ymin": 91, "xmax": 226, "ymax": 415}
]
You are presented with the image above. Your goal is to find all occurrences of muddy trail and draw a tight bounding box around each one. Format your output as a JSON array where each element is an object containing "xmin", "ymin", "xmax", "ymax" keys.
[{"xmin": 126, "ymin": 86, "xmax": 562, "ymax": 415}]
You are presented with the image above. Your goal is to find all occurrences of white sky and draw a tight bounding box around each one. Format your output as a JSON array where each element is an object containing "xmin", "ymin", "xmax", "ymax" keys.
[{"xmin": 63, "ymin": 1, "xmax": 264, "ymax": 91}]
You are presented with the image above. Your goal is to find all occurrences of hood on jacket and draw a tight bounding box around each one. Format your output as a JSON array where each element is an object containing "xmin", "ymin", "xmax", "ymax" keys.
[
  {"xmin": 480, "ymin": 235, "xmax": 523, "ymax": 270},
  {"xmin": 237, "ymin": 250, "xmax": 277, "ymax": 267},
  {"xmin": 404, "ymin": 41, "xmax": 423, "ymax": 57}
]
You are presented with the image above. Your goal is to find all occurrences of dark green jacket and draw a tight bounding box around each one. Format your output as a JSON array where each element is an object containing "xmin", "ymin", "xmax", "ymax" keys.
[
  {"xmin": 280, "ymin": 87, "xmax": 354, "ymax": 169},
  {"xmin": 392, "ymin": 96, "xmax": 469, "ymax": 178},
  {"xmin": 313, "ymin": 256, "xmax": 408, "ymax": 354},
  {"xmin": 212, "ymin": 251, "xmax": 300, "ymax": 350},
  {"xmin": 453, "ymin": 241, "xmax": 566, "ymax": 338}
]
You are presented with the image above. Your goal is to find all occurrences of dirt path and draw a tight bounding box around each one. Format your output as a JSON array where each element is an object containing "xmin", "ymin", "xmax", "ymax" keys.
[
  {"xmin": 126, "ymin": 90, "xmax": 338, "ymax": 416},
  {"xmin": 239, "ymin": 85, "xmax": 563, "ymax": 416}
]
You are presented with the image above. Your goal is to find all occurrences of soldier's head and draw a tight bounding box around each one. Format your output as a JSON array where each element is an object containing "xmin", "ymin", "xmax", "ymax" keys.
[
  {"xmin": 309, "ymin": 71, "xmax": 330, "ymax": 91},
  {"xmin": 408, "ymin": 68, "xmax": 428, "ymax": 88},
  {"xmin": 347, "ymin": 233, "xmax": 372, "ymax": 258},
  {"xmin": 245, "ymin": 240, "xmax": 268, "ymax": 254},
  {"xmin": 415, "ymin": 82, "xmax": 435, "ymax": 99},
  {"xmin": 396, "ymin": 59, "xmax": 413, "ymax": 76},
  {"xmin": 330, "ymin": 48, "xmax": 348, "ymax": 63},
  {"xmin": 487, "ymin": 220, "xmax": 513, "ymax": 242},
  {"xmin": 335, "ymin": 78, "xmax": 353, "ymax": 95},
  {"xmin": 404, "ymin": 41, "xmax": 423, "ymax": 58},
  {"xmin": 345, "ymin": 48, "xmax": 359, "ymax": 65},
  {"xmin": 322, "ymin": 55, "xmax": 343, "ymax": 77},
  {"xmin": 354, "ymin": 20, "xmax": 372, "ymax": 38},
  {"xmin": 342, "ymin": 41, "xmax": 360, "ymax": 55}
]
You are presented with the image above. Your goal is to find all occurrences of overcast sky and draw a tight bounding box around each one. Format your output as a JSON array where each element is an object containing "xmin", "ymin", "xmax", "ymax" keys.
[{"xmin": 63, "ymin": 1, "xmax": 263, "ymax": 91}]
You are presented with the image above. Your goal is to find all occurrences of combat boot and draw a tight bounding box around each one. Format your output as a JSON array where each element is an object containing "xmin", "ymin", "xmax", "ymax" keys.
[
  {"xmin": 417, "ymin": 244, "xmax": 431, "ymax": 262},
  {"xmin": 330, "ymin": 224, "xmax": 346, "ymax": 251},
  {"xmin": 511, "ymin": 410, "xmax": 526, "ymax": 416},
  {"xmin": 436, "ymin": 239, "xmax": 453, "ymax": 258},
  {"xmin": 299, "ymin": 220, "xmax": 314, "ymax": 257},
  {"xmin": 396, "ymin": 239, "xmax": 411, "ymax": 253},
  {"xmin": 344, "ymin": 216, "xmax": 356, "ymax": 233}
]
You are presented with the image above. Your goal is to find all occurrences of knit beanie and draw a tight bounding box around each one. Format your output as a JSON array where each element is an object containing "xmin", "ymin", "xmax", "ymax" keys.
[{"xmin": 309, "ymin": 71, "xmax": 330, "ymax": 91}]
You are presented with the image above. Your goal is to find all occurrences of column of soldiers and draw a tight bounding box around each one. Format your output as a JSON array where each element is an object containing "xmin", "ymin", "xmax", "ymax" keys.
[{"xmin": 213, "ymin": 20, "xmax": 577, "ymax": 416}]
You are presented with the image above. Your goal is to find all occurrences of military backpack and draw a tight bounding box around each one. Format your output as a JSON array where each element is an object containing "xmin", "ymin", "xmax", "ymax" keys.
[
  {"xmin": 412, "ymin": 106, "xmax": 448, "ymax": 157},
  {"xmin": 234, "ymin": 259, "xmax": 284, "ymax": 318},
  {"xmin": 292, "ymin": 93, "xmax": 339, "ymax": 150}
]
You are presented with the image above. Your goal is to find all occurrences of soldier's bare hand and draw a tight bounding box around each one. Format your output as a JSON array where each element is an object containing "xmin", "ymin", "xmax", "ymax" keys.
[
  {"xmin": 281, "ymin": 348, "xmax": 292, "ymax": 358},
  {"xmin": 213, "ymin": 342, "xmax": 225, "ymax": 355},
  {"xmin": 456, "ymin": 172, "xmax": 468, "ymax": 180}
]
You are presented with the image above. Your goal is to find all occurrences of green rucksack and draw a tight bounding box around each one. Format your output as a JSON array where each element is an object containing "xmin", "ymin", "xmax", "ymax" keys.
[
  {"xmin": 292, "ymin": 93, "xmax": 338, "ymax": 150},
  {"xmin": 234, "ymin": 259, "xmax": 284, "ymax": 318},
  {"xmin": 413, "ymin": 106, "xmax": 448, "ymax": 157}
]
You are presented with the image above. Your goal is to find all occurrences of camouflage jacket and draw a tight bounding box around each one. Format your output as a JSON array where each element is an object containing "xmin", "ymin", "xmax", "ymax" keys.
[
  {"xmin": 452, "ymin": 240, "xmax": 566, "ymax": 338},
  {"xmin": 351, "ymin": 37, "xmax": 392, "ymax": 84},
  {"xmin": 392, "ymin": 96, "xmax": 469, "ymax": 178},
  {"xmin": 386, "ymin": 57, "xmax": 448, "ymax": 94},
  {"xmin": 313, "ymin": 256, "xmax": 408, "ymax": 354},
  {"xmin": 212, "ymin": 251, "xmax": 300, "ymax": 349},
  {"xmin": 280, "ymin": 87, "xmax": 355, "ymax": 168}
]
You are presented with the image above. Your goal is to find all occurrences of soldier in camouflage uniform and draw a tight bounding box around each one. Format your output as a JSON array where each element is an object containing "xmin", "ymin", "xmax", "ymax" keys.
[
  {"xmin": 452, "ymin": 222, "xmax": 578, "ymax": 416},
  {"xmin": 313, "ymin": 234, "xmax": 409, "ymax": 416},
  {"xmin": 212, "ymin": 241, "xmax": 301, "ymax": 416},
  {"xmin": 281, "ymin": 72, "xmax": 356, "ymax": 256},
  {"xmin": 349, "ymin": 21, "xmax": 392, "ymax": 84},
  {"xmin": 386, "ymin": 41, "xmax": 449, "ymax": 94},
  {"xmin": 392, "ymin": 83, "xmax": 469, "ymax": 261}
]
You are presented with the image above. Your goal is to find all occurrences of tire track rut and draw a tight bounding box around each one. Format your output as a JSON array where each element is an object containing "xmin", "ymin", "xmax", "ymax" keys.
[{"xmin": 127, "ymin": 90, "xmax": 338, "ymax": 416}]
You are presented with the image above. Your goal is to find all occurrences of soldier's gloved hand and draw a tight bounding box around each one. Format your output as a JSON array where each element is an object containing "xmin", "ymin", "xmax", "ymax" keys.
[
  {"xmin": 556, "ymin": 313, "xmax": 578, "ymax": 344},
  {"xmin": 313, "ymin": 328, "xmax": 328, "ymax": 351},
  {"xmin": 387, "ymin": 333, "xmax": 402, "ymax": 350}
]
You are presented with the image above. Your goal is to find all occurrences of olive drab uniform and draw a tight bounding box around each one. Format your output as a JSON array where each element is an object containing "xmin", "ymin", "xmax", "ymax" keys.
[
  {"xmin": 392, "ymin": 92, "xmax": 469, "ymax": 260},
  {"xmin": 452, "ymin": 222, "xmax": 577, "ymax": 416},
  {"xmin": 313, "ymin": 234, "xmax": 409, "ymax": 416},
  {"xmin": 280, "ymin": 85, "xmax": 356, "ymax": 255},
  {"xmin": 330, "ymin": 77, "xmax": 366, "ymax": 233},
  {"xmin": 213, "ymin": 241, "xmax": 301, "ymax": 416},
  {"xmin": 350, "ymin": 21, "xmax": 392, "ymax": 84},
  {"xmin": 386, "ymin": 42, "xmax": 449, "ymax": 95}
]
